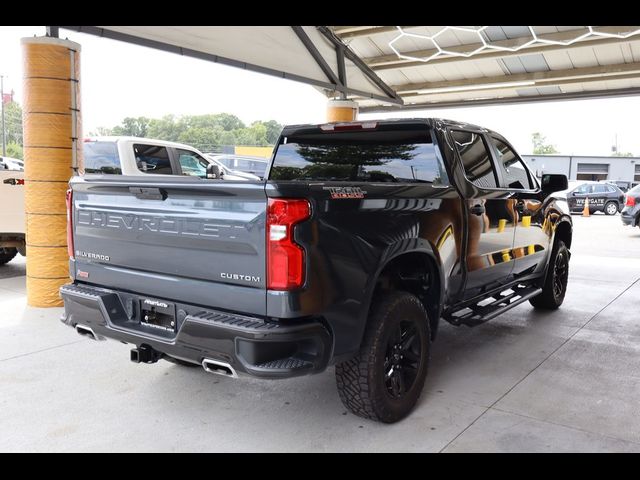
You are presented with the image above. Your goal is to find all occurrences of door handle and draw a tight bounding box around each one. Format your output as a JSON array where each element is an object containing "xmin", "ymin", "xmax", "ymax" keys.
[{"xmin": 470, "ymin": 204, "xmax": 485, "ymax": 216}]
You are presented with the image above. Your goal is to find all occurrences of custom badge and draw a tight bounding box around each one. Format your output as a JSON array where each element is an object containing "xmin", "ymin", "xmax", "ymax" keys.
[{"xmin": 323, "ymin": 186, "xmax": 366, "ymax": 199}]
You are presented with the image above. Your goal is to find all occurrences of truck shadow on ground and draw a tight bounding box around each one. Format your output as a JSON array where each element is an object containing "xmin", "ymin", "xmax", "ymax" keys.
[{"xmin": 141, "ymin": 303, "xmax": 571, "ymax": 432}]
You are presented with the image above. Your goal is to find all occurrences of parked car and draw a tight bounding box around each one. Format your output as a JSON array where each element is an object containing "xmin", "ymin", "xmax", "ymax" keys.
[
  {"xmin": 61, "ymin": 118, "xmax": 572, "ymax": 423},
  {"xmin": 601, "ymin": 180, "xmax": 637, "ymax": 192},
  {"xmin": 0, "ymin": 168, "xmax": 25, "ymax": 265},
  {"xmin": 0, "ymin": 156, "xmax": 24, "ymax": 171},
  {"xmin": 84, "ymin": 137, "xmax": 259, "ymax": 181},
  {"xmin": 1, "ymin": 137, "xmax": 259, "ymax": 264},
  {"xmin": 208, "ymin": 154, "xmax": 269, "ymax": 179},
  {"xmin": 621, "ymin": 184, "xmax": 640, "ymax": 228},
  {"xmin": 565, "ymin": 181, "xmax": 625, "ymax": 215}
]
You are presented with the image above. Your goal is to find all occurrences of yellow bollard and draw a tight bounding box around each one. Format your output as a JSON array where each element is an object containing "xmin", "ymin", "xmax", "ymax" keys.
[
  {"xmin": 528, "ymin": 244, "xmax": 536, "ymax": 255},
  {"xmin": 22, "ymin": 37, "xmax": 82, "ymax": 307},
  {"xmin": 497, "ymin": 218, "xmax": 507, "ymax": 233},
  {"xmin": 327, "ymin": 99, "xmax": 358, "ymax": 122},
  {"xmin": 501, "ymin": 249, "xmax": 511, "ymax": 263},
  {"xmin": 522, "ymin": 215, "xmax": 531, "ymax": 227}
]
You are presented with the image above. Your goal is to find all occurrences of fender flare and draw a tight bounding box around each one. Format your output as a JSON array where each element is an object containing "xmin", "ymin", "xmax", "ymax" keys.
[{"xmin": 357, "ymin": 238, "xmax": 446, "ymax": 344}]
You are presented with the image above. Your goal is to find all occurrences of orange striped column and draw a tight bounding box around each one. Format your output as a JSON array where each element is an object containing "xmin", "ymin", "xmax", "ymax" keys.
[
  {"xmin": 22, "ymin": 37, "xmax": 82, "ymax": 307},
  {"xmin": 326, "ymin": 99, "xmax": 358, "ymax": 122}
]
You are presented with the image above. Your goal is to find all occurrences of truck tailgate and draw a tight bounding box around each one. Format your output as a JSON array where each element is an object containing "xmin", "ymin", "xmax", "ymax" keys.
[{"xmin": 70, "ymin": 176, "xmax": 267, "ymax": 316}]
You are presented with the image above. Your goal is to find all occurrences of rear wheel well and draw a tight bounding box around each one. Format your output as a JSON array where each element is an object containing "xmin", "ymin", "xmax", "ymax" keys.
[
  {"xmin": 554, "ymin": 221, "xmax": 572, "ymax": 250},
  {"xmin": 374, "ymin": 252, "xmax": 441, "ymax": 339}
]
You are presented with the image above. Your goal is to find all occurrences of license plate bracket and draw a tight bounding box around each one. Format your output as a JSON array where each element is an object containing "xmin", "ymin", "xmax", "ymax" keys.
[{"xmin": 139, "ymin": 297, "xmax": 176, "ymax": 333}]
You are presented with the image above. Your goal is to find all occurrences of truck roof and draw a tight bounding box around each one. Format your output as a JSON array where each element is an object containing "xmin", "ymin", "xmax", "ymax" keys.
[
  {"xmin": 280, "ymin": 118, "xmax": 498, "ymax": 137},
  {"xmin": 84, "ymin": 136, "xmax": 204, "ymax": 152}
]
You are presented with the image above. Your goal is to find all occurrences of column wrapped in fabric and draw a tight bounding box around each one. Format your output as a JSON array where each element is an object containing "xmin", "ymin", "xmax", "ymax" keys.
[{"xmin": 22, "ymin": 37, "xmax": 82, "ymax": 307}]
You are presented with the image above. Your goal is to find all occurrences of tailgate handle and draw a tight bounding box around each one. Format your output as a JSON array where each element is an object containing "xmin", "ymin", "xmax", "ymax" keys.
[{"xmin": 129, "ymin": 187, "xmax": 167, "ymax": 200}]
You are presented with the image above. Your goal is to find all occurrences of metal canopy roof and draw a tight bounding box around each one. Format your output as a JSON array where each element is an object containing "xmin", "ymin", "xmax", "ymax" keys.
[{"xmin": 58, "ymin": 26, "xmax": 640, "ymax": 112}]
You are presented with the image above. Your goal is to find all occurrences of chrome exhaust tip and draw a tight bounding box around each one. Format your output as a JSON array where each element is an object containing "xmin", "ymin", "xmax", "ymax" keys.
[
  {"xmin": 75, "ymin": 324, "xmax": 106, "ymax": 341},
  {"xmin": 202, "ymin": 358, "xmax": 238, "ymax": 378}
]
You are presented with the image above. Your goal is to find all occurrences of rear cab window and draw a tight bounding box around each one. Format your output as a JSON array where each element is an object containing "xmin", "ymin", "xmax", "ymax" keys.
[
  {"xmin": 269, "ymin": 124, "xmax": 449, "ymax": 185},
  {"xmin": 84, "ymin": 141, "xmax": 122, "ymax": 174}
]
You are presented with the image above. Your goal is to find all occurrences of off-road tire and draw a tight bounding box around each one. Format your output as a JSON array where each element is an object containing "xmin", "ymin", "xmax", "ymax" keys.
[
  {"xmin": 335, "ymin": 291, "xmax": 431, "ymax": 423},
  {"xmin": 530, "ymin": 240, "xmax": 569, "ymax": 310}
]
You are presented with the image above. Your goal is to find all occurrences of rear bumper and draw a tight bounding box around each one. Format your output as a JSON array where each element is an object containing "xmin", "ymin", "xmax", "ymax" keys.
[
  {"xmin": 621, "ymin": 210, "xmax": 637, "ymax": 226},
  {"xmin": 60, "ymin": 283, "xmax": 332, "ymax": 379}
]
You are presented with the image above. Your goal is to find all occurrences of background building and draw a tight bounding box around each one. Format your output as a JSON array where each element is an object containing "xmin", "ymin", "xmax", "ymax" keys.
[{"xmin": 522, "ymin": 154, "xmax": 640, "ymax": 188}]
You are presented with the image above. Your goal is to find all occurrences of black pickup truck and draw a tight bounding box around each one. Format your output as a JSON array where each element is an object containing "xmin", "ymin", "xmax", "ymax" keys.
[{"xmin": 60, "ymin": 119, "xmax": 572, "ymax": 423}]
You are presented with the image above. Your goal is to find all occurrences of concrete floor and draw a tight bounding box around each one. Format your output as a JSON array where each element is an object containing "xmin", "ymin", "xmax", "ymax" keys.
[{"xmin": 1, "ymin": 213, "xmax": 639, "ymax": 452}]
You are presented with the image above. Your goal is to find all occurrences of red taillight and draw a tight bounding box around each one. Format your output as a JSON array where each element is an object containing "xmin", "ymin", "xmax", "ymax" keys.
[
  {"xmin": 66, "ymin": 188, "xmax": 75, "ymax": 259},
  {"xmin": 626, "ymin": 195, "xmax": 636, "ymax": 207},
  {"xmin": 266, "ymin": 198, "xmax": 311, "ymax": 290}
]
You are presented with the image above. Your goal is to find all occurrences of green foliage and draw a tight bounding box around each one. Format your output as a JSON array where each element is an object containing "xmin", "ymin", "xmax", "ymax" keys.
[
  {"xmin": 6, "ymin": 142, "xmax": 22, "ymax": 160},
  {"xmin": 0, "ymin": 100, "xmax": 283, "ymax": 156},
  {"xmin": 2, "ymin": 101, "xmax": 23, "ymax": 145},
  {"xmin": 112, "ymin": 116, "xmax": 150, "ymax": 138},
  {"xmin": 108, "ymin": 113, "xmax": 282, "ymax": 152},
  {"xmin": 177, "ymin": 126, "xmax": 225, "ymax": 150},
  {"xmin": 612, "ymin": 151, "xmax": 634, "ymax": 157},
  {"xmin": 531, "ymin": 132, "xmax": 558, "ymax": 154},
  {"xmin": 261, "ymin": 120, "xmax": 283, "ymax": 144},
  {"xmin": 147, "ymin": 115, "xmax": 182, "ymax": 142},
  {"xmin": 88, "ymin": 126, "xmax": 114, "ymax": 137}
]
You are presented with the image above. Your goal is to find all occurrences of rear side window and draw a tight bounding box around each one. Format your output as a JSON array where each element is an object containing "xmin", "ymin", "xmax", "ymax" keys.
[
  {"xmin": 450, "ymin": 130, "xmax": 498, "ymax": 189},
  {"xmin": 134, "ymin": 144, "xmax": 174, "ymax": 175},
  {"xmin": 491, "ymin": 137, "xmax": 533, "ymax": 190},
  {"xmin": 269, "ymin": 127, "xmax": 449, "ymax": 185},
  {"xmin": 574, "ymin": 184, "xmax": 593, "ymax": 194},
  {"xmin": 83, "ymin": 141, "xmax": 121, "ymax": 174}
]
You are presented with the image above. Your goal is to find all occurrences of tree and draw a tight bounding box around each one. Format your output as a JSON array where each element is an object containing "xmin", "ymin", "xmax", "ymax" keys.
[
  {"xmin": 612, "ymin": 151, "xmax": 634, "ymax": 157},
  {"xmin": 177, "ymin": 126, "xmax": 224, "ymax": 152},
  {"xmin": 210, "ymin": 113, "xmax": 245, "ymax": 131},
  {"xmin": 260, "ymin": 120, "xmax": 283, "ymax": 144},
  {"xmin": 531, "ymin": 132, "xmax": 558, "ymax": 154},
  {"xmin": 3, "ymin": 101, "xmax": 23, "ymax": 145},
  {"xmin": 147, "ymin": 115, "xmax": 181, "ymax": 141},
  {"xmin": 105, "ymin": 113, "xmax": 282, "ymax": 148},
  {"xmin": 6, "ymin": 142, "xmax": 22, "ymax": 160},
  {"xmin": 112, "ymin": 116, "xmax": 150, "ymax": 137},
  {"xmin": 87, "ymin": 126, "xmax": 114, "ymax": 137}
]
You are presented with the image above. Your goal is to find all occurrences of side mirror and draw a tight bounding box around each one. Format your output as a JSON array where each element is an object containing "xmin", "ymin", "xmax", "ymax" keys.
[
  {"xmin": 541, "ymin": 174, "xmax": 568, "ymax": 195},
  {"xmin": 206, "ymin": 164, "xmax": 221, "ymax": 179}
]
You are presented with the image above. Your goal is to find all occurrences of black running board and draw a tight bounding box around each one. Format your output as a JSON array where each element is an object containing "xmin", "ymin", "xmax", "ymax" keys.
[{"xmin": 444, "ymin": 284, "xmax": 543, "ymax": 327}]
